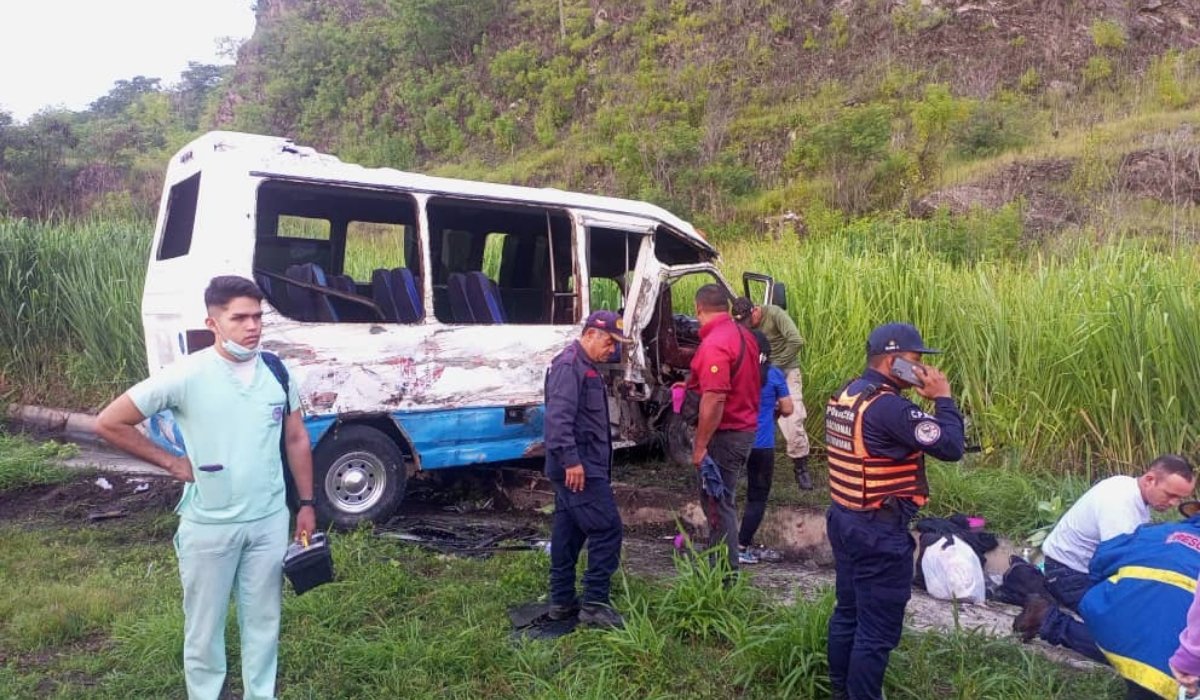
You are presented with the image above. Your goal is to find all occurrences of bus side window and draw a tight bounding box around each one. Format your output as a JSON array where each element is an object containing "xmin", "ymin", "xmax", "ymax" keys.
[
  {"xmin": 427, "ymin": 198, "xmax": 576, "ymax": 326},
  {"xmin": 253, "ymin": 181, "xmax": 421, "ymax": 323}
]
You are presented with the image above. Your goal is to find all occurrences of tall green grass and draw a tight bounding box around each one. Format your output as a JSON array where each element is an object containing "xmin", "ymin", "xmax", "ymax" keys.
[
  {"xmin": 3, "ymin": 213, "xmax": 1200, "ymax": 471},
  {"xmin": 722, "ymin": 224, "xmax": 1200, "ymax": 471},
  {"xmin": 0, "ymin": 218, "xmax": 148, "ymax": 408}
]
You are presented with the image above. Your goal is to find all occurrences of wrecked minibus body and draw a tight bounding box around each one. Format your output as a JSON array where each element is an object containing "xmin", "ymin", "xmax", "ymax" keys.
[{"xmin": 143, "ymin": 131, "xmax": 783, "ymax": 527}]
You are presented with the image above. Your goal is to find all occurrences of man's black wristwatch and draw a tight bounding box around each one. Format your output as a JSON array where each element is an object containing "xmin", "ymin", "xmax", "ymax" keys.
[{"xmin": 298, "ymin": 498, "xmax": 316, "ymax": 508}]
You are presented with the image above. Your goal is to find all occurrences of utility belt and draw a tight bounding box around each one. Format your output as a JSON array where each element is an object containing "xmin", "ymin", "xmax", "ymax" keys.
[{"xmin": 835, "ymin": 496, "xmax": 919, "ymax": 526}]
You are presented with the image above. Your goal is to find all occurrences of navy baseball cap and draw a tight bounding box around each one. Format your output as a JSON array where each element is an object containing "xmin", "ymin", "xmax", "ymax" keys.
[
  {"xmin": 866, "ymin": 322, "xmax": 940, "ymax": 355},
  {"xmin": 584, "ymin": 310, "xmax": 632, "ymax": 342}
]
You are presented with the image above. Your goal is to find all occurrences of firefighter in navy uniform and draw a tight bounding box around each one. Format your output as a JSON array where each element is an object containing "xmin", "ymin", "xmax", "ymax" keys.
[
  {"xmin": 543, "ymin": 310, "xmax": 631, "ymax": 629},
  {"xmin": 824, "ymin": 323, "xmax": 966, "ymax": 700}
]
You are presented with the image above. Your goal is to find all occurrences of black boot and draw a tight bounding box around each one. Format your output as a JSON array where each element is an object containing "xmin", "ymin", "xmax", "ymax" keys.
[
  {"xmin": 547, "ymin": 602, "xmax": 579, "ymax": 621},
  {"xmin": 794, "ymin": 456, "xmax": 814, "ymax": 491},
  {"xmin": 579, "ymin": 602, "xmax": 624, "ymax": 628}
]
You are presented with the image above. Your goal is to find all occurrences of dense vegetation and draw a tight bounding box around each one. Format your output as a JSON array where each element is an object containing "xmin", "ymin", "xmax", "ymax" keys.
[
  {"xmin": 4, "ymin": 1, "xmax": 1199, "ymax": 229},
  {"xmin": 0, "ymin": 65, "xmax": 229, "ymax": 219},
  {"xmin": 0, "ymin": 502, "xmax": 1121, "ymax": 698}
]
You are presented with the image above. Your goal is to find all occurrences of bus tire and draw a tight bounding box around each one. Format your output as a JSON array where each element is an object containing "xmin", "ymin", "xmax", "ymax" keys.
[{"xmin": 312, "ymin": 424, "xmax": 406, "ymax": 529}]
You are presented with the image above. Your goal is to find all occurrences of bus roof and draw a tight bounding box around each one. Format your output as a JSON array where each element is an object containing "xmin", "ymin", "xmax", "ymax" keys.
[{"xmin": 172, "ymin": 131, "xmax": 716, "ymax": 255}]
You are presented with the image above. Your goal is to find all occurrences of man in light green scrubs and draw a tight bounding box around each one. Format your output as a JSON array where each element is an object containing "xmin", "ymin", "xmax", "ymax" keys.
[{"xmin": 97, "ymin": 276, "xmax": 316, "ymax": 700}]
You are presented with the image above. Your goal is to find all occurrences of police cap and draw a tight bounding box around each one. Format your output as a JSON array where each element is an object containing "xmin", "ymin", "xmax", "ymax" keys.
[{"xmin": 866, "ymin": 322, "xmax": 940, "ymax": 355}]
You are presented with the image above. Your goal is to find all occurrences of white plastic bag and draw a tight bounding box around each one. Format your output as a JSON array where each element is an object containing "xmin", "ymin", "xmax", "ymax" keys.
[{"xmin": 921, "ymin": 534, "xmax": 986, "ymax": 604}]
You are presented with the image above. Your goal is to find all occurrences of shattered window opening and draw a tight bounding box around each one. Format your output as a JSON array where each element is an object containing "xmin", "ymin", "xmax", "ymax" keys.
[
  {"xmin": 253, "ymin": 180, "xmax": 421, "ymax": 324},
  {"xmin": 586, "ymin": 226, "xmax": 644, "ymax": 314},
  {"xmin": 427, "ymin": 197, "xmax": 576, "ymax": 325},
  {"xmin": 654, "ymin": 225, "xmax": 706, "ymax": 266},
  {"xmin": 644, "ymin": 269, "xmax": 724, "ymax": 377}
]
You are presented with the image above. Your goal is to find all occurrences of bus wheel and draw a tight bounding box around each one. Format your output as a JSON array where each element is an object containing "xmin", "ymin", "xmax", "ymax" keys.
[{"xmin": 313, "ymin": 424, "xmax": 406, "ymax": 529}]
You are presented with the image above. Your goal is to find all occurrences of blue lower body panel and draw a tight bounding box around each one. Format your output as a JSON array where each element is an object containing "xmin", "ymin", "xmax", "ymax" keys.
[
  {"xmin": 306, "ymin": 406, "xmax": 546, "ymax": 470},
  {"xmin": 151, "ymin": 405, "xmax": 546, "ymax": 471}
]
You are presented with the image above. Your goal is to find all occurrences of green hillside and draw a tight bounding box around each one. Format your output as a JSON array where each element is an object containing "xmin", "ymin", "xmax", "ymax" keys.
[
  {"xmin": 3, "ymin": 0, "xmax": 1198, "ymax": 232},
  {"xmin": 215, "ymin": 0, "xmax": 1200, "ymax": 239}
]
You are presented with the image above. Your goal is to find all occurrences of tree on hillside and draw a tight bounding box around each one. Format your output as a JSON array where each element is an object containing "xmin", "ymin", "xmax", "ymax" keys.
[
  {"xmin": 0, "ymin": 110, "xmax": 82, "ymax": 219},
  {"xmin": 173, "ymin": 62, "xmax": 230, "ymax": 130},
  {"xmin": 88, "ymin": 76, "xmax": 163, "ymax": 117},
  {"xmin": 394, "ymin": 0, "xmax": 505, "ymax": 68}
]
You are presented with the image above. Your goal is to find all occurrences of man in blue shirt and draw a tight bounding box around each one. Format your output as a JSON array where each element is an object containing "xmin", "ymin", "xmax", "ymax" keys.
[
  {"xmin": 96, "ymin": 276, "xmax": 315, "ymax": 700},
  {"xmin": 543, "ymin": 310, "xmax": 630, "ymax": 628},
  {"xmin": 737, "ymin": 331, "xmax": 794, "ymax": 565}
]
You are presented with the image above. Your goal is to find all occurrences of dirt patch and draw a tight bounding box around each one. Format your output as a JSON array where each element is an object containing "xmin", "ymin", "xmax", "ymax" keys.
[
  {"xmin": 914, "ymin": 139, "xmax": 1200, "ymax": 234},
  {"xmin": 1120, "ymin": 144, "xmax": 1200, "ymax": 204},
  {"xmin": 0, "ymin": 473, "xmax": 182, "ymax": 525},
  {"xmin": 2, "ymin": 467, "xmax": 1099, "ymax": 670},
  {"xmin": 912, "ymin": 158, "xmax": 1082, "ymax": 234},
  {"xmin": 0, "ymin": 632, "xmax": 109, "ymax": 693}
]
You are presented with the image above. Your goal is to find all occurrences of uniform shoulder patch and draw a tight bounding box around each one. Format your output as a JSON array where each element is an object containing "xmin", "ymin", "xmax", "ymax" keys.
[
  {"xmin": 914, "ymin": 421, "xmax": 941, "ymax": 446},
  {"xmin": 908, "ymin": 408, "xmax": 933, "ymax": 421}
]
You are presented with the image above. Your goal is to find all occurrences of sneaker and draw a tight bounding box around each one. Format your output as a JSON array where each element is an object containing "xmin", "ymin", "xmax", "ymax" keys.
[
  {"xmin": 1012, "ymin": 594, "xmax": 1053, "ymax": 642},
  {"xmin": 579, "ymin": 602, "xmax": 624, "ymax": 628},
  {"xmin": 547, "ymin": 602, "xmax": 579, "ymax": 621},
  {"xmin": 755, "ymin": 547, "xmax": 784, "ymax": 564},
  {"xmin": 738, "ymin": 546, "xmax": 760, "ymax": 565}
]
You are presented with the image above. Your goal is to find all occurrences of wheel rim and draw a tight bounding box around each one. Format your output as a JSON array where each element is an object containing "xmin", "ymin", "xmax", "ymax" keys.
[{"xmin": 324, "ymin": 450, "xmax": 388, "ymax": 514}]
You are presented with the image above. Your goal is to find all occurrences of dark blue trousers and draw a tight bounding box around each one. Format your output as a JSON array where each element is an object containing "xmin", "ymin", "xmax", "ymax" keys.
[
  {"xmin": 1038, "ymin": 607, "xmax": 1107, "ymax": 663},
  {"xmin": 549, "ymin": 478, "xmax": 623, "ymax": 606},
  {"xmin": 1043, "ymin": 556, "xmax": 1091, "ymax": 612},
  {"xmin": 1037, "ymin": 556, "xmax": 1108, "ymax": 663},
  {"xmin": 826, "ymin": 502, "xmax": 916, "ymax": 700}
]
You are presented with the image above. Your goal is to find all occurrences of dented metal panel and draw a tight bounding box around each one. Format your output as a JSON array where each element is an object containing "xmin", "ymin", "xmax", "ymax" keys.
[
  {"xmin": 261, "ymin": 317, "xmax": 578, "ymax": 417},
  {"xmin": 621, "ymin": 235, "xmax": 661, "ymax": 390}
]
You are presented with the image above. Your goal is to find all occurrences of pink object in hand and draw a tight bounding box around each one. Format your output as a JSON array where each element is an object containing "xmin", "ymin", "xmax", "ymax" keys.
[
  {"xmin": 672, "ymin": 384, "xmax": 686, "ymax": 414},
  {"xmin": 967, "ymin": 516, "xmax": 986, "ymax": 531}
]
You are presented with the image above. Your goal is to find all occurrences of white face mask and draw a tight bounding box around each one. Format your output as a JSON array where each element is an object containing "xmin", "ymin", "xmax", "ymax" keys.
[{"xmin": 222, "ymin": 337, "xmax": 259, "ymax": 362}]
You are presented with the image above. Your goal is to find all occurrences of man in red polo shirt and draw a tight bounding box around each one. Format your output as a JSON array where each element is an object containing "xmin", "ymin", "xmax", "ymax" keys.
[{"xmin": 688, "ymin": 284, "xmax": 761, "ymax": 571}]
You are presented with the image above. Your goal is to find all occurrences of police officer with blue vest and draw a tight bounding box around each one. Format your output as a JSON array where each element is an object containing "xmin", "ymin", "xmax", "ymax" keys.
[
  {"xmin": 543, "ymin": 310, "xmax": 631, "ymax": 629},
  {"xmin": 824, "ymin": 323, "xmax": 965, "ymax": 700}
]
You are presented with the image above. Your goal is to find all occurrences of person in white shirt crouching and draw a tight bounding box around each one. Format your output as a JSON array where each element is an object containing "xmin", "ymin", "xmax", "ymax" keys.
[
  {"xmin": 1012, "ymin": 456, "xmax": 1196, "ymax": 664},
  {"xmin": 1041, "ymin": 455, "xmax": 1196, "ymax": 612}
]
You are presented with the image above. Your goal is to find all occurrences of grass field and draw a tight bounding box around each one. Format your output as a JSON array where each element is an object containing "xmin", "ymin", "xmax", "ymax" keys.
[
  {"xmin": 0, "ymin": 432, "xmax": 76, "ymax": 492},
  {"xmin": 0, "ymin": 469, "xmax": 1123, "ymax": 700}
]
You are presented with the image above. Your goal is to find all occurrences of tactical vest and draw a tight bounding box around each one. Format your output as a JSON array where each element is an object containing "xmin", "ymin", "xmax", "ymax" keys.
[{"xmin": 825, "ymin": 381, "xmax": 928, "ymax": 510}]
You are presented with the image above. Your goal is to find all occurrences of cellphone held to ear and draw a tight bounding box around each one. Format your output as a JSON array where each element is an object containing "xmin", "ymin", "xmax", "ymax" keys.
[{"xmin": 891, "ymin": 356, "xmax": 925, "ymax": 388}]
